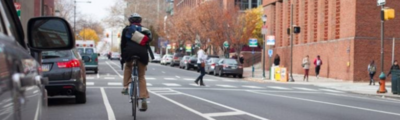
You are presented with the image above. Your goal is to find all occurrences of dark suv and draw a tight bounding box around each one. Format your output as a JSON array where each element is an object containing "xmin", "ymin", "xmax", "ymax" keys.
[
  {"xmin": 170, "ymin": 53, "xmax": 184, "ymax": 67},
  {"xmin": 42, "ymin": 49, "xmax": 86, "ymax": 103},
  {"xmin": 0, "ymin": 1, "xmax": 75, "ymax": 119}
]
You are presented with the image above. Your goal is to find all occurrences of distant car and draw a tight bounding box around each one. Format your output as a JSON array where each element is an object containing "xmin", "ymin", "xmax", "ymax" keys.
[
  {"xmin": 188, "ymin": 56, "xmax": 198, "ymax": 70},
  {"xmin": 42, "ymin": 49, "xmax": 87, "ymax": 103},
  {"xmin": 109, "ymin": 52, "xmax": 121, "ymax": 60},
  {"xmin": 77, "ymin": 47, "xmax": 99, "ymax": 73},
  {"xmin": 161, "ymin": 55, "xmax": 173, "ymax": 65},
  {"xmin": 151, "ymin": 54, "xmax": 161, "ymax": 63},
  {"xmin": 207, "ymin": 55, "xmax": 220, "ymax": 59},
  {"xmin": 179, "ymin": 56, "xmax": 192, "ymax": 69},
  {"xmin": 170, "ymin": 53, "xmax": 185, "ymax": 66},
  {"xmin": 205, "ymin": 58, "xmax": 220, "ymax": 74},
  {"xmin": 214, "ymin": 58, "xmax": 243, "ymax": 78}
]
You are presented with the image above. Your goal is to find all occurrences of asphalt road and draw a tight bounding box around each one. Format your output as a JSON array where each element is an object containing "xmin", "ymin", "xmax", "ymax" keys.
[{"xmin": 45, "ymin": 59, "xmax": 400, "ymax": 120}]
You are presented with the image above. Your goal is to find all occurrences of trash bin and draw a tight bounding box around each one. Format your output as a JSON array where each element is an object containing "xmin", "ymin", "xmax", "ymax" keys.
[{"xmin": 391, "ymin": 70, "xmax": 400, "ymax": 94}]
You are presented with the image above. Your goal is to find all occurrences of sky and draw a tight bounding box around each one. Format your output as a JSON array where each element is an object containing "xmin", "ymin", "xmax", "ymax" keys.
[{"xmin": 76, "ymin": 0, "xmax": 116, "ymax": 21}]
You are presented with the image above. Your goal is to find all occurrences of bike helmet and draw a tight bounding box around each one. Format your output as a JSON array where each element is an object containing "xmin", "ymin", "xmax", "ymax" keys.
[{"xmin": 129, "ymin": 13, "xmax": 142, "ymax": 23}]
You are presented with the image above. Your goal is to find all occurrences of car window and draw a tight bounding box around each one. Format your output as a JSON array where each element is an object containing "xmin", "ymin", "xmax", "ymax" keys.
[
  {"xmin": 77, "ymin": 48, "xmax": 84, "ymax": 55},
  {"xmin": 0, "ymin": 1, "xmax": 23, "ymax": 46},
  {"xmin": 85, "ymin": 48, "xmax": 94, "ymax": 54},
  {"xmin": 225, "ymin": 59, "xmax": 238, "ymax": 64},
  {"xmin": 42, "ymin": 50, "xmax": 71, "ymax": 59}
]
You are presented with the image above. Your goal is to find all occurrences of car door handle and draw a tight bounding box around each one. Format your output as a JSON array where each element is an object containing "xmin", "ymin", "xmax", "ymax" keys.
[{"xmin": 12, "ymin": 74, "xmax": 42, "ymax": 89}]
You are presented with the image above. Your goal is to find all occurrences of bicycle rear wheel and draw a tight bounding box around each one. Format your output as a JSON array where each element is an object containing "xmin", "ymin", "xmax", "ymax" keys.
[{"xmin": 131, "ymin": 79, "xmax": 137, "ymax": 119}]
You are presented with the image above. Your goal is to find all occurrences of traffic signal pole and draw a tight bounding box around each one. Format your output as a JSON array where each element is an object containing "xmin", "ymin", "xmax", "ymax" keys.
[
  {"xmin": 378, "ymin": 4, "xmax": 387, "ymax": 93},
  {"xmin": 289, "ymin": 3, "xmax": 295, "ymax": 82}
]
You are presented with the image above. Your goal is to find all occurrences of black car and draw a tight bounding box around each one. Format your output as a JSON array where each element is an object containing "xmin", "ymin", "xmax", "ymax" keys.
[
  {"xmin": 179, "ymin": 56, "xmax": 192, "ymax": 69},
  {"xmin": 42, "ymin": 49, "xmax": 87, "ymax": 103},
  {"xmin": 214, "ymin": 58, "xmax": 243, "ymax": 78},
  {"xmin": 0, "ymin": 1, "xmax": 75, "ymax": 119},
  {"xmin": 170, "ymin": 53, "xmax": 184, "ymax": 67},
  {"xmin": 187, "ymin": 56, "xmax": 198, "ymax": 70}
]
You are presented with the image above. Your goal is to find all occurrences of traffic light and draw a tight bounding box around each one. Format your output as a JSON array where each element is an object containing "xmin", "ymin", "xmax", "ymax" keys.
[
  {"xmin": 382, "ymin": 8, "xmax": 395, "ymax": 21},
  {"xmin": 106, "ymin": 33, "xmax": 109, "ymax": 38},
  {"xmin": 117, "ymin": 33, "xmax": 121, "ymax": 38}
]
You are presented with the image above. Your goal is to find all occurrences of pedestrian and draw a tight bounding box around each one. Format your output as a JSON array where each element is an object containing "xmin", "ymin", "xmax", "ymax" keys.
[
  {"xmin": 368, "ymin": 60, "xmax": 376, "ymax": 85},
  {"xmin": 387, "ymin": 60, "xmax": 400, "ymax": 77},
  {"xmin": 302, "ymin": 55, "xmax": 310, "ymax": 82},
  {"xmin": 313, "ymin": 55, "xmax": 322, "ymax": 79},
  {"xmin": 273, "ymin": 54, "xmax": 280, "ymax": 66},
  {"xmin": 239, "ymin": 54, "xmax": 244, "ymax": 64},
  {"xmin": 194, "ymin": 46, "xmax": 208, "ymax": 86}
]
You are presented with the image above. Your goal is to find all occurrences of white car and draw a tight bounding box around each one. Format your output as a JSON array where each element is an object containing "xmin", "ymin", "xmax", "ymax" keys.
[
  {"xmin": 110, "ymin": 52, "xmax": 121, "ymax": 60},
  {"xmin": 160, "ymin": 55, "xmax": 173, "ymax": 65},
  {"xmin": 151, "ymin": 54, "xmax": 161, "ymax": 63}
]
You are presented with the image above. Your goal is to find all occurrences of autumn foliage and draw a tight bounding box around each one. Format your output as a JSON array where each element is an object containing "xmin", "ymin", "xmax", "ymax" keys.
[
  {"xmin": 157, "ymin": 0, "xmax": 263, "ymax": 55},
  {"xmin": 77, "ymin": 28, "xmax": 100, "ymax": 44}
]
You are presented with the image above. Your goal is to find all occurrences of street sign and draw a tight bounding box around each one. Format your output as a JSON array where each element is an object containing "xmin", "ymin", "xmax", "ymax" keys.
[
  {"xmin": 268, "ymin": 49, "xmax": 273, "ymax": 57},
  {"xmin": 266, "ymin": 36, "xmax": 275, "ymax": 45},
  {"xmin": 261, "ymin": 25, "xmax": 268, "ymax": 35},
  {"xmin": 223, "ymin": 41, "xmax": 229, "ymax": 48},
  {"xmin": 167, "ymin": 44, "xmax": 171, "ymax": 49},
  {"xmin": 185, "ymin": 44, "xmax": 191, "ymax": 52},
  {"xmin": 14, "ymin": 2, "xmax": 20, "ymax": 19},
  {"xmin": 377, "ymin": 0, "xmax": 385, "ymax": 6},
  {"xmin": 249, "ymin": 38, "xmax": 258, "ymax": 47}
]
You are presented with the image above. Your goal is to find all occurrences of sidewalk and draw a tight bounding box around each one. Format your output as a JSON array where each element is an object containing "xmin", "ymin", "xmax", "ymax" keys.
[{"xmin": 243, "ymin": 67, "xmax": 400, "ymax": 99}]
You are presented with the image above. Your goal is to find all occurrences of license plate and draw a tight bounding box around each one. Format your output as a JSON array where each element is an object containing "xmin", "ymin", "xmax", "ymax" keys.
[
  {"xmin": 41, "ymin": 65, "xmax": 50, "ymax": 72},
  {"xmin": 194, "ymin": 64, "xmax": 198, "ymax": 67},
  {"xmin": 231, "ymin": 66, "xmax": 237, "ymax": 69}
]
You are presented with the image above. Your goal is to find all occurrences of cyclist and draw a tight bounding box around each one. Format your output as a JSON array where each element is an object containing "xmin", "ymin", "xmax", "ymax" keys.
[{"xmin": 120, "ymin": 13, "xmax": 152, "ymax": 111}]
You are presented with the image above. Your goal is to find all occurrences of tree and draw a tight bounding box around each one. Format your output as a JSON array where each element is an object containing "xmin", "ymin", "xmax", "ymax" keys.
[
  {"xmin": 103, "ymin": 0, "xmax": 126, "ymax": 28},
  {"xmin": 54, "ymin": 0, "xmax": 74, "ymax": 22},
  {"xmin": 78, "ymin": 28, "xmax": 100, "ymax": 44}
]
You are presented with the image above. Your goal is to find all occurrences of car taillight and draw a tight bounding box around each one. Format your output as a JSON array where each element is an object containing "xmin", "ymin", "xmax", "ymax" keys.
[
  {"xmin": 57, "ymin": 59, "xmax": 81, "ymax": 68},
  {"xmin": 211, "ymin": 63, "xmax": 215, "ymax": 67},
  {"xmin": 223, "ymin": 64, "xmax": 228, "ymax": 68},
  {"xmin": 95, "ymin": 58, "xmax": 98, "ymax": 62},
  {"xmin": 238, "ymin": 65, "xmax": 243, "ymax": 68}
]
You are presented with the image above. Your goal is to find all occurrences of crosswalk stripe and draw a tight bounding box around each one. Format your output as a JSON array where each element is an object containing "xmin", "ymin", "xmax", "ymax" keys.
[
  {"xmin": 107, "ymin": 82, "xmax": 122, "ymax": 85},
  {"xmin": 164, "ymin": 78, "xmax": 177, "ymax": 80},
  {"xmin": 87, "ymin": 77, "xmax": 95, "ymax": 80},
  {"xmin": 146, "ymin": 77, "xmax": 156, "ymax": 80},
  {"xmin": 204, "ymin": 79, "xmax": 216, "ymax": 81},
  {"xmin": 189, "ymin": 83, "xmax": 198, "ymax": 86},
  {"xmin": 268, "ymin": 86, "xmax": 291, "ymax": 90},
  {"xmin": 146, "ymin": 83, "xmax": 152, "ymax": 86},
  {"xmin": 163, "ymin": 83, "xmax": 181, "ymax": 87},
  {"xmin": 242, "ymin": 85, "xmax": 263, "ymax": 89},
  {"xmin": 319, "ymin": 89, "xmax": 343, "ymax": 93},
  {"xmin": 183, "ymin": 78, "xmax": 194, "ymax": 81},
  {"xmin": 222, "ymin": 80, "xmax": 236, "ymax": 82},
  {"xmin": 216, "ymin": 85, "xmax": 237, "ymax": 88},
  {"xmin": 293, "ymin": 87, "xmax": 317, "ymax": 91},
  {"xmin": 86, "ymin": 82, "xmax": 94, "ymax": 86},
  {"xmin": 104, "ymin": 77, "xmax": 115, "ymax": 80}
]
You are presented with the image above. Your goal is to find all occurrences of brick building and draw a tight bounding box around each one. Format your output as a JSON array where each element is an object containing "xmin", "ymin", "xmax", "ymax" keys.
[{"xmin": 262, "ymin": 0, "xmax": 400, "ymax": 82}]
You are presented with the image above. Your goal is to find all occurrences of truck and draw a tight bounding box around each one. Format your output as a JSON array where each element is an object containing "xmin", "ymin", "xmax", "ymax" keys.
[{"xmin": 76, "ymin": 40, "xmax": 99, "ymax": 73}]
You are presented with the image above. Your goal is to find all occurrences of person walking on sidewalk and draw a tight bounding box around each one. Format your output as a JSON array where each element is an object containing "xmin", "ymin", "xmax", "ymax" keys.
[
  {"xmin": 194, "ymin": 46, "xmax": 208, "ymax": 86},
  {"xmin": 387, "ymin": 60, "xmax": 400, "ymax": 77},
  {"xmin": 302, "ymin": 55, "xmax": 310, "ymax": 82},
  {"xmin": 239, "ymin": 54, "xmax": 244, "ymax": 64},
  {"xmin": 313, "ymin": 55, "xmax": 323, "ymax": 79},
  {"xmin": 273, "ymin": 54, "xmax": 280, "ymax": 66},
  {"xmin": 368, "ymin": 60, "xmax": 376, "ymax": 85}
]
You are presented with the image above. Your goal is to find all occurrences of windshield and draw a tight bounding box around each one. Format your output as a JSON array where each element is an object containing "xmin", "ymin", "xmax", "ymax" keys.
[
  {"xmin": 225, "ymin": 59, "xmax": 237, "ymax": 64},
  {"xmin": 77, "ymin": 48, "xmax": 84, "ymax": 55},
  {"xmin": 42, "ymin": 50, "xmax": 71, "ymax": 59},
  {"xmin": 85, "ymin": 48, "xmax": 95, "ymax": 54}
]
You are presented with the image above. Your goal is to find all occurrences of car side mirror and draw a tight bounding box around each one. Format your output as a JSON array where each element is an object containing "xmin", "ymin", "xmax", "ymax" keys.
[{"xmin": 27, "ymin": 17, "xmax": 75, "ymax": 51}]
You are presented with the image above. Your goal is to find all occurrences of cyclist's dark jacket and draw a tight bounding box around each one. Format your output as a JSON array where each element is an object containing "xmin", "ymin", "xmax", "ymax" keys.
[{"xmin": 120, "ymin": 23, "xmax": 151, "ymax": 65}]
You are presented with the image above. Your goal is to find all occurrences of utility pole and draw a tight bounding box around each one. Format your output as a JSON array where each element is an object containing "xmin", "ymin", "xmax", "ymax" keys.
[
  {"xmin": 392, "ymin": 38, "xmax": 395, "ymax": 64},
  {"xmin": 289, "ymin": 3, "xmax": 295, "ymax": 82}
]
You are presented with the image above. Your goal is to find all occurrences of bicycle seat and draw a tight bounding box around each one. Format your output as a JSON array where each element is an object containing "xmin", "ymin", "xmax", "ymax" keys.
[{"xmin": 131, "ymin": 56, "xmax": 140, "ymax": 60}]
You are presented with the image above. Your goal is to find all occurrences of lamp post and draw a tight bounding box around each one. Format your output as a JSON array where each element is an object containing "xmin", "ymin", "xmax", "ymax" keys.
[
  {"xmin": 74, "ymin": 0, "xmax": 91, "ymax": 34},
  {"xmin": 262, "ymin": 14, "xmax": 267, "ymax": 79},
  {"xmin": 289, "ymin": 3, "xmax": 295, "ymax": 82}
]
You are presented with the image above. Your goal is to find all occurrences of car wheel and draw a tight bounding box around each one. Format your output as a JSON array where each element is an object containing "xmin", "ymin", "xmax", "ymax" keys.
[
  {"xmin": 218, "ymin": 70, "xmax": 223, "ymax": 77},
  {"xmin": 238, "ymin": 74, "xmax": 243, "ymax": 78},
  {"xmin": 94, "ymin": 69, "xmax": 98, "ymax": 74},
  {"xmin": 185, "ymin": 65, "xmax": 189, "ymax": 70},
  {"xmin": 213, "ymin": 69, "xmax": 217, "ymax": 76},
  {"xmin": 75, "ymin": 91, "xmax": 86, "ymax": 104},
  {"xmin": 233, "ymin": 75, "xmax": 237, "ymax": 78}
]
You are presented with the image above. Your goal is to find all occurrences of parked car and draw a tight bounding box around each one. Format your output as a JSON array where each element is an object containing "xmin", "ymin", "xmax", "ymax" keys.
[
  {"xmin": 0, "ymin": 2, "xmax": 75, "ymax": 119},
  {"xmin": 187, "ymin": 56, "xmax": 198, "ymax": 70},
  {"xmin": 151, "ymin": 54, "xmax": 161, "ymax": 63},
  {"xmin": 170, "ymin": 53, "xmax": 185, "ymax": 66},
  {"xmin": 214, "ymin": 58, "xmax": 243, "ymax": 78},
  {"xmin": 42, "ymin": 49, "xmax": 87, "ymax": 103},
  {"xmin": 205, "ymin": 58, "xmax": 220, "ymax": 74},
  {"xmin": 109, "ymin": 52, "xmax": 121, "ymax": 60},
  {"xmin": 207, "ymin": 55, "xmax": 220, "ymax": 59},
  {"xmin": 179, "ymin": 56, "xmax": 192, "ymax": 69},
  {"xmin": 160, "ymin": 54, "xmax": 173, "ymax": 65}
]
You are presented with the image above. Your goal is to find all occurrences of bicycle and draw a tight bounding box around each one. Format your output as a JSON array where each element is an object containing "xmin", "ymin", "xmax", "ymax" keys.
[{"xmin": 128, "ymin": 56, "xmax": 140, "ymax": 119}]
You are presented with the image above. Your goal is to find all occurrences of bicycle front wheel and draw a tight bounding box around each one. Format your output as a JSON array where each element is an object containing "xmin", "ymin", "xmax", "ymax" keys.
[{"xmin": 131, "ymin": 80, "xmax": 137, "ymax": 119}]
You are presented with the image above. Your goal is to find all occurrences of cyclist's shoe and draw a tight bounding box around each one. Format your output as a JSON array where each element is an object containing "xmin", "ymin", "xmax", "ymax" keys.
[
  {"xmin": 121, "ymin": 88, "xmax": 128, "ymax": 95},
  {"xmin": 139, "ymin": 98, "xmax": 147, "ymax": 112}
]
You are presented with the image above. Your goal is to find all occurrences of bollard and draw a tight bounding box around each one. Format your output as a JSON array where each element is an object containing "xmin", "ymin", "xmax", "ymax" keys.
[{"xmin": 377, "ymin": 72, "xmax": 387, "ymax": 93}]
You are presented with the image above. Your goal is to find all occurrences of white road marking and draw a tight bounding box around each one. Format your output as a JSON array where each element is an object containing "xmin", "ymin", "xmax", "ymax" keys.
[
  {"xmin": 204, "ymin": 79, "xmax": 217, "ymax": 81},
  {"xmin": 97, "ymin": 73, "xmax": 100, "ymax": 78},
  {"xmin": 34, "ymin": 99, "xmax": 41, "ymax": 120},
  {"xmin": 293, "ymin": 87, "xmax": 317, "ymax": 91},
  {"xmin": 248, "ymin": 90, "xmax": 400, "ymax": 117},
  {"xmin": 86, "ymin": 82, "xmax": 95, "ymax": 86},
  {"xmin": 268, "ymin": 86, "xmax": 291, "ymax": 90},
  {"xmin": 100, "ymin": 88, "xmax": 116, "ymax": 120},
  {"xmin": 104, "ymin": 77, "xmax": 115, "ymax": 80},
  {"xmin": 164, "ymin": 78, "xmax": 177, "ymax": 80},
  {"xmin": 107, "ymin": 82, "xmax": 122, "ymax": 86},
  {"xmin": 189, "ymin": 83, "xmax": 198, "ymax": 86},
  {"xmin": 175, "ymin": 76, "xmax": 181, "ymax": 78},
  {"xmin": 146, "ymin": 83, "xmax": 152, "ymax": 86},
  {"xmin": 106, "ymin": 62, "xmax": 123, "ymax": 78},
  {"xmin": 184, "ymin": 78, "xmax": 195, "ymax": 81},
  {"xmin": 216, "ymin": 85, "xmax": 237, "ymax": 88},
  {"xmin": 146, "ymin": 77, "xmax": 156, "ymax": 80},
  {"xmin": 319, "ymin": 89, "xmax": 344, "ymax": 93},
  {"xmin": 222, "ymin": 80, "xmax": 236, "ymax": 82},
  {"xmin": 163, "ymin": 83, "xmax": 181, "ymax": 87},
  {"xmin": 204, "ymin": 111, "xmax": 245, "ymax": 117},
  {"xmin": 87, "ymin": 77, "xmax": 95, "ymax": 80},
  {"xmin": 242, "ymin": 85, "xmax": 263, "ymax": 89}
]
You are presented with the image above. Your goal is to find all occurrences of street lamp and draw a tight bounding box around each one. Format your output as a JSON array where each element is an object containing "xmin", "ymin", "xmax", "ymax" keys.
[
  {"xmin": 261, "ymin": 14, "xmax": 267, "ymax": 80},
  {"xmin": 74, "ymin": 0, "xmax": 91, "ymax": 34}
]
